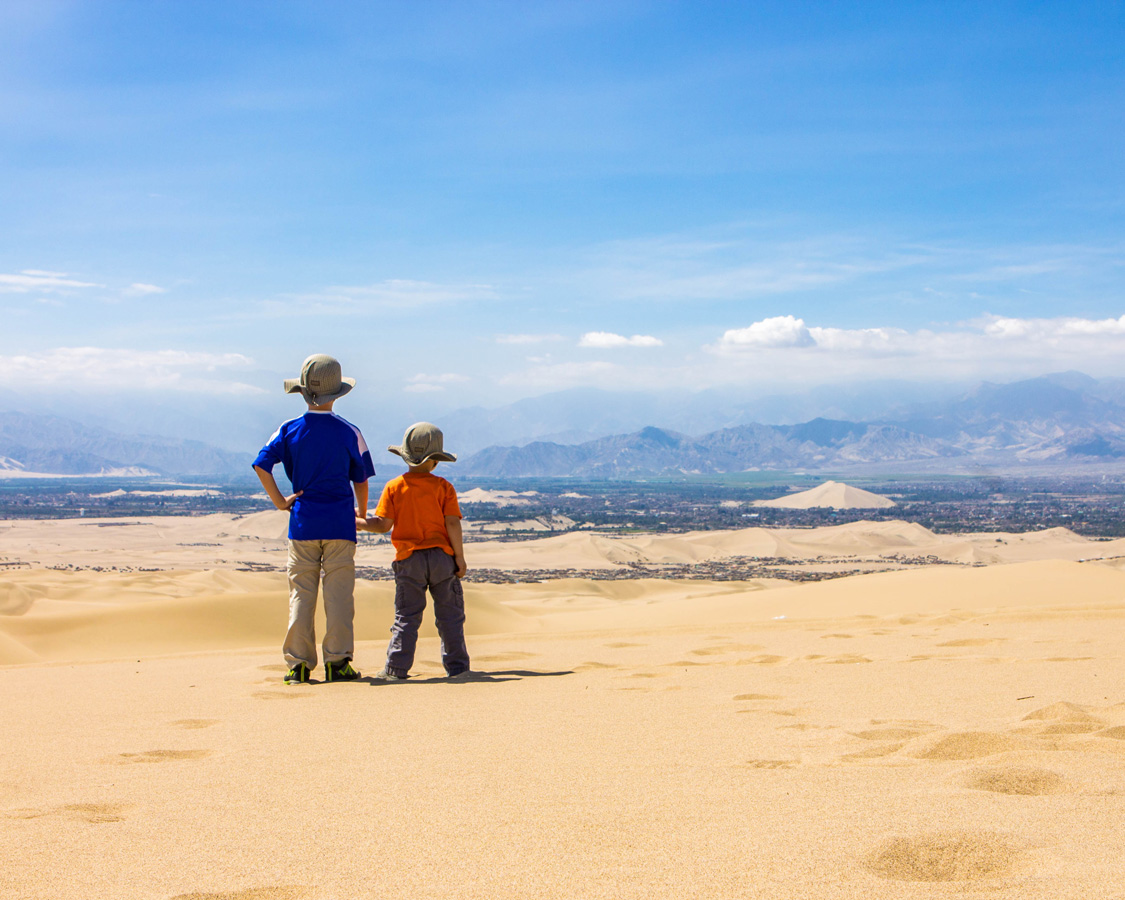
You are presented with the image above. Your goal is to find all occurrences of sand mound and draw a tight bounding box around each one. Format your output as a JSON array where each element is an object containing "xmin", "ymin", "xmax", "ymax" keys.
[
  {"xmin": 864, "ymin": 832, "xmax": 1020, "ymax": 882},
  {"xmin": 459, "ymin": 488, "xmax": 539, "ymax": 506},
  {"xmin": 754, "ymin": 480, "xmax": 896, "ymax": 509},
  {"xmin": 965, "ymin": 766, "xmax": 1066, "ymax": 795}
]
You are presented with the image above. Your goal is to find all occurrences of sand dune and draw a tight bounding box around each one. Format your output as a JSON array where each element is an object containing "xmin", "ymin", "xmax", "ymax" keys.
[
  {"xmin": 754, "ymin": 479, "xmax": 897, "ymax": 509},
  {"xmin": 3, "ymin": 514, "xmax": 1125, "ymax": 898},
  {"xmin": 7, "ymin": 512, "xmax": 1125, "ymax": 574}
]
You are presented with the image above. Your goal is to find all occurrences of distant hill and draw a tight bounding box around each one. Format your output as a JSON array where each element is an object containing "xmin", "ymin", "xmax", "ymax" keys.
[
  {"xmin": 458, "ymin": 373, "xmax": 1125, "ymax": 477},
  {"xmin": 0, "ymin": 412, "xmax": 252, "ymax": 477}
]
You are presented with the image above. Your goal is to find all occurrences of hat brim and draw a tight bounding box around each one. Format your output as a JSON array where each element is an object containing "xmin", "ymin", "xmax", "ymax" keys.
[
  {"xmin": 388, "ymin": 446, "xmax": 457, "ymax": 466},
  {"xmin": 283, "ymin": 377, "xmax": 355, "ymax": 405}
]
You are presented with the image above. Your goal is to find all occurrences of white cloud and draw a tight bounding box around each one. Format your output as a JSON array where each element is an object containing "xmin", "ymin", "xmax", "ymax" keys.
[
  {"xmin": 715, "ymin": 315, "xmax": 815, "ymax": 349},
  {"xmin": 984, "ymin": 314, "xmax": 1125, "ymax": 339},
  {"xmin": 702, "ymin": 313, "xmax": 1125, "ymax": 384},
  {"xmin": 0, "ymin": 348, "xmax": 264, "ymax": 395},
  {"xmin": 579, "ymin": 331, "xmax": 664, "ymax": 348},
  {"xmin": 0, "ymin": 271, "xmax": 101, "ymax": 293},
  {"xmin": 126, "ymin": 283, "xmax": 167, "ymax": 296}
]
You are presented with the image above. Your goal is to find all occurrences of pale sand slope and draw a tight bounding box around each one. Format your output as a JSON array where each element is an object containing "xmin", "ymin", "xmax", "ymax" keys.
[
  {"xmin": 755, "ymin": 480, "xmax": 897, "ymax": 509},
  {"xmin": 1, "ymin": 581, "xmax": 1123, "ymax": 899},
  {"xmin": 3, "ymin": 518, "xmax": 1125, "ymax": 898}
]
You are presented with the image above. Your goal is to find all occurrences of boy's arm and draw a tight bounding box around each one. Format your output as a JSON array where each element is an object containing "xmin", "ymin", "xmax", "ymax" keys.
[
  {"xmin": 445, "ymin": 515, "xmax": 467, "ymax": 577},
  {"xmin": 357, "ymin": 514, "xmax": 393, "ymax": 533},
  {"xmin": 357, "ymin": 481, "xmax": 392, "ymax": 533},
  {"xmin": 254, "ymin": 466, "xmax": 302, "ymax": 511}
]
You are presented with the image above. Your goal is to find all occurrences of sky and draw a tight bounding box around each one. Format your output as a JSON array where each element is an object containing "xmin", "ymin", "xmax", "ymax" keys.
[{"xmin": 1, "ymin": 1, "xmax": 1124, "ymax": 449}]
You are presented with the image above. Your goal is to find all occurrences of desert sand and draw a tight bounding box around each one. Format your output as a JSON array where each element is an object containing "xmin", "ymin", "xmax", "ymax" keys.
[
  {"xmin": 755, "ymin": 480, "xmax": 898, "ymax": 509},
  {"xmin": 2, "ymin": 512, "xmax": 1124, "ymax": 898}
]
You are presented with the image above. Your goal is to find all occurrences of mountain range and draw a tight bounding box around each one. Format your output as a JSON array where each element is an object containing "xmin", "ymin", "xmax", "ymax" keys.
[
  {"xmin": 0, "ymin": 412, "xmax": 251, "ymax": 477},
  {"xmin": 457, "ymin": 372, "xmax": 1125, "ymax": 477},
  {"xmin": 5, "ymin": 372, "xmax": 1125, "ymax": 479}
]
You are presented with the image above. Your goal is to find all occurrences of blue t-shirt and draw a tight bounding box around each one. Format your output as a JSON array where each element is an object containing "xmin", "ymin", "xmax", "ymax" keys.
[{"xmin": 253, "ymin": 411, "xmax": 376, "ymax": 542}]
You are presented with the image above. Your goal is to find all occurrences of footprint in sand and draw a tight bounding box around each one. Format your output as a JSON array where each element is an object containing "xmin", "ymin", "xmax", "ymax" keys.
[
  {"xmin": 1098, "ymin": 726, "xmax": 1125, "ymax": 740},
  {"xmin": 251, "ymin": 691, "xmax": 310, "ymax": 701},
  {"xmin": 820, "ymin": 633, "xmax": 855, "ymax": 639},
  {"xmin": 840, "ymin": 743, "xmax": 906, "ymax": 761},
  {"xmin": 6, "ymin": 802, "xmax": 133, "ymax": 824},
  {"xmin": 474, "ymin": 651, "xmax": 536, "ymax": 663},
  {"xmin": 863, "ymin": 831, "xmax": 1021, "ymax": 882},
  {"xmin": 938, "ymin": 638, "xmax": 1006, "ymax": 647},
  {"xmin": 113, "ymin": 750, "xmax": 213, "ymax": 764},
  {"xmin": 1039, "ymin": 722, "xmax": 1102, "ymax": 735},
  {"xmin": 258, "ymin": 664, "xmax": 288, "ymax": 673},
  {"xmin": 691, "ymin": 642, "xmax": 764, "ymax": 655},
  {"xmin": 574, "ymin": 661, "xmax": 623, "ymax": 671},
  {"xmin": 742, "ymin": 759, "xmax": 798, "ymax": 770},
  {"xmin": 733, "ymin": 693, "xmax": 780, "ymax": 702},
  {"xmin": 169, "ymin": 888, "xmax": 301, "ymax": 900},
  {"xmin": 604, "ymin": 642, "xmax": 645, "ymax": 649},
  {"xmin": 1022, "ymin": 701, "xmax": 1101, "ymax": 724},
  {"xmin": 823, "ymin": 654, "xmax": 872, "ymax": 665},
  {"xmin": 170, "ymin": 719, "xmax": 219, "ymax": 730},
  {"xmin": 852, "ymin": 727, "xmax": 927, "ymax": 742},
  {"xmin": 735, "ymin": 654, "xmax": 787, "ymax": 666},
  {"xmin": 965, "ymin": 766, "xmax": 1066, "ymax": 796},
  {"xmin": 912, "ymin": 732, "xmax": 1032, "ymax": 761}
]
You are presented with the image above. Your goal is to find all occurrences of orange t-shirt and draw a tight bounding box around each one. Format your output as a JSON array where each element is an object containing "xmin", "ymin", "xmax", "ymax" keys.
[{"xmin": 375, "ymin": 471, "xmax": 462, "ymax": 561}]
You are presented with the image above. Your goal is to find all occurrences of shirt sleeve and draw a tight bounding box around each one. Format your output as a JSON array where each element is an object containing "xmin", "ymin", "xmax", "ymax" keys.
[
  {"xmin": 374, "ymin": 482, "xmax": 395, "ymax": 519},
  {"xmin": 442, "ymin": 482, "xmax": 462, "ymax": 519},
  {"xmin": 252, "ymin": 425, "xmax": 285, "ymax": 471},
  {"xmin": 348, "ymin": 427, "xmax": 376, "ymax": 484}
]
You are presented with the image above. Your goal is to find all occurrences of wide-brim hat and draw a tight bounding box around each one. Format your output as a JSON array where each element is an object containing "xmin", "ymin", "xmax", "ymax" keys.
[
  {"xmin": 284, "ymin": 354, "xmax": 355, "ymax": 405},
  {"xmin": 389, "ymin": 421, "xmax": 457, "ymax": 466}
]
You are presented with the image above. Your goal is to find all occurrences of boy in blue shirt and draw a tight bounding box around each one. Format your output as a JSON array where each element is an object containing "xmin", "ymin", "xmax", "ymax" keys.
[{"xmin": 253, "ymin": 354, "xmax": 376, "ymax": 684}]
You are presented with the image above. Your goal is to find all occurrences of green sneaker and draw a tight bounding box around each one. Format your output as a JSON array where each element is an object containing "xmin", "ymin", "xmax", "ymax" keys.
[
  {"xmin": 284, "ymin": 662, "xmax": 311, "ymax": 684},
  {"xmin": 325, "ymin": 659, "xmax": 361, "ymax": 682}
]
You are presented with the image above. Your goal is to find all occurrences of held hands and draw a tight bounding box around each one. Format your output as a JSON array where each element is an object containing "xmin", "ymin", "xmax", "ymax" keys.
[{"xmin": 356, "ymin": 513, "xmax": 393, "ymax": 534}]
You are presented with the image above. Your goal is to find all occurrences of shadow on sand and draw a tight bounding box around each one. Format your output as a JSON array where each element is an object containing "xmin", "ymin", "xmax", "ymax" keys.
[{"xmin": 362, "ymin": 669, "xmax": 573, "ymax": 686}]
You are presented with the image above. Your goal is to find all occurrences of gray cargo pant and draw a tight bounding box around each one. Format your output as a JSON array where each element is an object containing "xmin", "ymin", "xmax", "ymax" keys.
[
  {"xmin": 385, "ymin": 547, "xmax": 470, "ymax": 676},
  {"xmin": 284, "ymin": 539, "xmax": 356, "ymax": 669}
]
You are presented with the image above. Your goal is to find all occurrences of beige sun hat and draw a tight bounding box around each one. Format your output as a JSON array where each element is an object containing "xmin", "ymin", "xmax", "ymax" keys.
[
  {"xmin": 388, "ymin": 422, "xmax": 457, "ymax": 466},
  {"xmin": 284, "ymin": 354, "xmax": 356, "ymax": 405}
]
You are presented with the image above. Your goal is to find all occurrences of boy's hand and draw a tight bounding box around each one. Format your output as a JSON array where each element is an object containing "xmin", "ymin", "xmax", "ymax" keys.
[
  {"xmin": 454, "ymin": 554, "xmax": 467, "ymax": 578},
  {"xmin": 276, "ymin": 490, "xmax": 302, "ymax": 511}
]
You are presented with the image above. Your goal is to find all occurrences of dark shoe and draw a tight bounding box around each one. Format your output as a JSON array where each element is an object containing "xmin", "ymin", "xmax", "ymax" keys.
[
  {"xmin": 284, "ymin": 662, "xmax": 311, "ymax": 684},
  {"xmin": 372, "ymin": 667, "xmax": 408, "ymax": 682},
  {"xmin": 446, "ymin": 669, "xmax": 472, "ymax": 680},
  {"xmin": 325, "ymin": 659, "xmax": 361, "ymax": 682}
]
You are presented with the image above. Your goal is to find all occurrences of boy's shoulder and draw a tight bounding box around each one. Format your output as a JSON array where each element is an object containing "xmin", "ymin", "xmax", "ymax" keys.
[
  {"xmin": 264, "ymin": 414, "xmax": 304, "ymax": 441},
  {"xmin": 277, "ymin": 411, "xmax": 366, "ymax": 443},
  {"xmin": 391, "ymin": 471, "xmax": 456, "ymax": 493}
]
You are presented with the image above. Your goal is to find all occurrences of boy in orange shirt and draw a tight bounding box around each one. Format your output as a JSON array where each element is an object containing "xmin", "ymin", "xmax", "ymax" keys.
[{"xmin": 358, "ymin": 422, "xmax": 470, "ymax": 680}]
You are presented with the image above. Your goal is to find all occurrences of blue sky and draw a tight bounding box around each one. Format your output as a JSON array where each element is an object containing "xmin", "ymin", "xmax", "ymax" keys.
[{"xmin": 2, "ymin": 1, "xmax": 1124, "ymax": 446}]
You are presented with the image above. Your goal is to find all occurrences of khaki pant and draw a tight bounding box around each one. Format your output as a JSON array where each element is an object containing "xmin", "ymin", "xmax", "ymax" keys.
[{"xmin": 284, "ymin": 539, "xmax": 356, "ymax": 669}]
